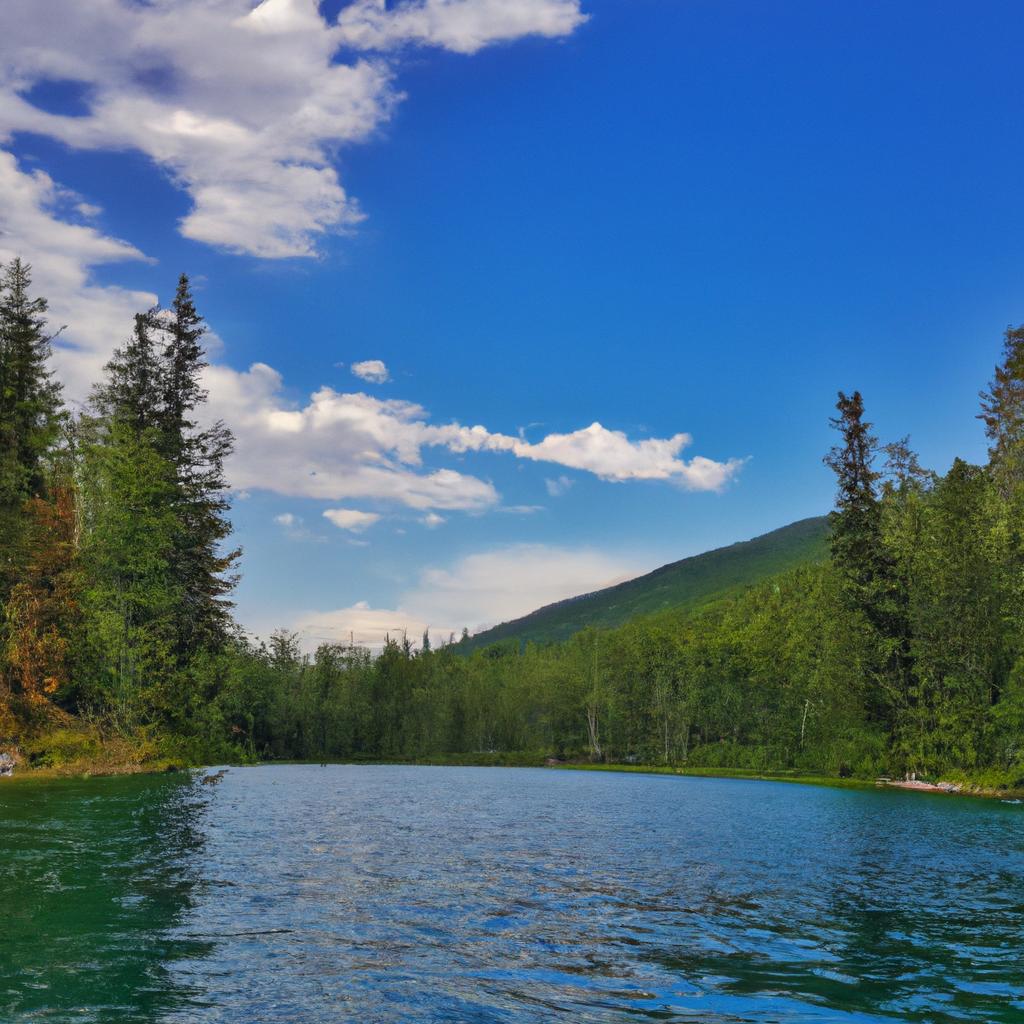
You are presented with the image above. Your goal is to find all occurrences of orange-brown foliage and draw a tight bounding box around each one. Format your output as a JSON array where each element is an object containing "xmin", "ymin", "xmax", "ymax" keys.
[{"xmin": 3, "ymin": 487, "xmax": 79, "ymax": 718}]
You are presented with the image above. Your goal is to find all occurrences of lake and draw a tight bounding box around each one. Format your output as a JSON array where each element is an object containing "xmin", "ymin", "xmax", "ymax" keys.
[{"xmin": 2, "ymin": 765, "xmax": 1022, "ymax": 1022}]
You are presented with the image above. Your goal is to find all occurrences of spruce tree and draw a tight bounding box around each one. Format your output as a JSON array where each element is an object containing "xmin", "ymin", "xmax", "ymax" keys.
[
  {"xmin": 90, "ymin": 311, "xmax": 163, "ymax": 431},
  {"xmin": 155, "ymin": 275, "xmax": 239, "ymax": 653},
  {"xmin": 824, "ymin": 391, "xmax": 883, "ymax": 605},
  {"xmin": 0, "ymin": 259, "xmax": 63, "ymax": 600},
  {"xmin": 824, "ymin": 391, "xmax": 911, "ymax": 734},
  {"xmin": 979, "ymin": 324, "xmax": 1024, "ymax": 490}
]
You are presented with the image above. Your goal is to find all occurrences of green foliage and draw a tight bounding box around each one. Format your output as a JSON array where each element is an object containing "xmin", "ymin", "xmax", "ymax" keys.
[
  {"xmin": 1, "ymin": 258, "xmax": 1022, "ymax": 790},
  {"xmin": 22, "ymin": 728, "xmax": 102, "ymax": 768},
  {"xmin": 0, "ymin": 259, "xmax": 63, "ymax": 601},
  {"xmin": 462, "ymin": 516, "xmax": 830, "ymax": 650}
]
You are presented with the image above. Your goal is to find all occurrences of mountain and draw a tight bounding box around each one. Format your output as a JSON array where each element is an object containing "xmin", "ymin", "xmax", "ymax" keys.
[{"xmin": 462, "ymin": 516, "xmax": 830, "ymax": 650}]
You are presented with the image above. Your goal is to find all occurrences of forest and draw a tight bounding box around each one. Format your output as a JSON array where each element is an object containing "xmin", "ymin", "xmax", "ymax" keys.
[{"xmin": 2, "ymin": 258, "xmax": 1023, "ymax": 785}]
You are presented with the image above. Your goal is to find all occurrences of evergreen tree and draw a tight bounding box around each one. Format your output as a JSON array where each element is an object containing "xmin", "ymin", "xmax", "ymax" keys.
[
  {"xmin": 155, "ymin": 275, "xmax": 239, "ymax": 653},
  {"xmin": 0, "ymin": 259, "xmax": 63, "ymax": 598},
  {"xmin": 90, "ymin": 312, "xmax": 163, "ymax": 430},
  {"xmin": 824, "ymin": 391, "xmax": 884, "ymax": 612},
  {"xmin": 157, "ymin": 274, "xmax": 207, "ymax": 468},
  {"xmin": 824, "ymin": 391, "xmax": 912, "ymax": 734},
  {"xmin": 979, "ymin": 324, "xmax": 1024, "ymax": 490},
  {"xmin": 77, "ymin": 419, "xmax": 179, "ymax": 728}
]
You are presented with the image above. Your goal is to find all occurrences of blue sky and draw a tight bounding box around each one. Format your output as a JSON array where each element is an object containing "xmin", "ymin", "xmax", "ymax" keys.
[{"xmin": 2, "ymin": 0, "xmax": 1022, "ymax": 645}]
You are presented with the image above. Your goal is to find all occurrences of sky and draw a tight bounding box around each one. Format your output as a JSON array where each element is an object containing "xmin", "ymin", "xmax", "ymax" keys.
[{"xmin": 1, "ymin": 0, "xmax": 1022, "ymax": 648}]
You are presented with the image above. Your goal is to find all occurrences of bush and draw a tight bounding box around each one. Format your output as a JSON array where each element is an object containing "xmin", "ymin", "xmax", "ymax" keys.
[{"xmin": 24, "ymin": 728, "xmax": 102, "ymax": 768}]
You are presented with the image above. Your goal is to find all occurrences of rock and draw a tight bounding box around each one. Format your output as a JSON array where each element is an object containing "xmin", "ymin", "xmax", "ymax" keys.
[{"xmin": 0, "ymin": 752, "xmax": 15, "ymax": 777}]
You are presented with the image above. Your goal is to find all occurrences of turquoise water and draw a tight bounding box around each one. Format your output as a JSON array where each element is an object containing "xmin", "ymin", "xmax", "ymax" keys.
[{"xmin": 2, "ymin": 765, "xmax": 1023, "ymax": 1022}]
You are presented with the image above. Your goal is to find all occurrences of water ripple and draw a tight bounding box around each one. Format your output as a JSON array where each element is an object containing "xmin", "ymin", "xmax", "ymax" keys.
[{"xmin": 2, "ymin": 766, "xmax": 1024, "ymax": 1022}]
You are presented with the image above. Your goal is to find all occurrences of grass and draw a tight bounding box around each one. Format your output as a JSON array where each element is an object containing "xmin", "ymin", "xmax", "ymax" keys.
[
  {"xmin": 2, "ymin": 724, "xmax": 188, "ymax": 781},
  {"xmin": 555, "ymin": 761, "xmax": 879, "ymax": 791},
  {"xmin": 6, "ymin": 740, "xmax": 1023, "ymax": 802},
  {"xmin": 555, "ymin": 760, "xmax": 1024, "ymax": 799}
]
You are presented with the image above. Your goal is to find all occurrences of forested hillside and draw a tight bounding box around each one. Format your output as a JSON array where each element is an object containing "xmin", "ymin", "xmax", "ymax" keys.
[
  {"xmin": 461, "ymin": 516, "xmax": 830, "ymax": 650},
  {"xmin": 2, "ymin": 258, "xmax": 1023, "ymax": 787}
]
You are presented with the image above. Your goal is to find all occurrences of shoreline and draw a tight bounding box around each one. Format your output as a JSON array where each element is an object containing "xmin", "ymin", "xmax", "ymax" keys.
[
  {"xmin": 553, "ymin": 762, "xmax": 1024, "ymax": 801},
  {"xmin": 4, "ymin": 754, "xmax": 1023, "ymax": 802}
]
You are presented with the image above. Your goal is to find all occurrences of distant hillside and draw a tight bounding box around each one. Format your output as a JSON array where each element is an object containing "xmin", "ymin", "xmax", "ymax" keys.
[{"xmin": 462, "ymin": 516, "xmax": 830, "ymax": 650}]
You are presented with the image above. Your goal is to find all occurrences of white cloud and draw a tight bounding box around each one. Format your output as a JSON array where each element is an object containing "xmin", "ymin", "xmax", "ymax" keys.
[
  {"xmin": 291, "ymin": 542, "xmax": 639, "ymax": 649},
  {"xmin": 323, "ymin": 507, "xmax": 381, "ymax": 532},
  {"xmin": 0, "ymin": 0, "xmax": 391, "ymax": 258},
  {"xmin": 338, "ymin": 0, "xmax": 587, "ymax": 55},
  {"xmin": 350, "ymin": 358, "xmax": 390, "ymax": 383},
  {"xmin": 0, "ymin": 0, "xmax": 586, "ymax": 258},
  {"xmin": 502, "ymin": 423, "xmax": 745, "ymax": 489},
  {"xmin": 545, "ymin": 474, "xmax": 573, "ymax": 496},
  {"xmin": 0, "ymin": 152, "xmax": 744, "ymax": 507},
  {"xmin": 433, "ymin": 419, "xmax": 745, "ymax": 491},
  {"xmin": 207, "ymin": 363, "xmax": 502, "ymax": 509},
  {"xmin": 298, "ymin": 601, "xmax": 431, "ymax": 650},
  {"xmin": 0, "ymin": 151, "xmax": 156, "ymax": 398},
  {"xmin": 419, "ymin": 512, "xmax": 446, "ymax": 528},
  {"xmin": 274, "ymin": 512, "xmax": 298, "ymax": 527},
  {"xmin": 0, "ymin": 4, "xmax": 741, "ymax": 509},
  {"xmin": 204, "ymin": 365, "xmax": 744, "ymax": 509}
]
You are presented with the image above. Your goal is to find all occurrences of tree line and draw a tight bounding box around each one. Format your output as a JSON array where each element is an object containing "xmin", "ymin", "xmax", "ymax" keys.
[
  {"xmin": 2, "ymin": 258, "xmax": 1022, "ymax": 783},
  {"xmin": 0, "ymin": 259, "xmax": 236, "ymax": 757}
]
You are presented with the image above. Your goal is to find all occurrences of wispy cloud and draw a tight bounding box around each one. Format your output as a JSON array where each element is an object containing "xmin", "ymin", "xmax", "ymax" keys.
[
  {"xmin": 337, "ymin": 0, "xmax": 587, "ymax": 55},
  {"xmin": 0, "ymin": 0, "xmax": 586, "ymax": 258},
  {"xmin": 291, "ymin": 542, "xmax": 638, "ymax": 649},
  {"xmin": 273, "ymin": 511, "xmax": 324, "ymax": 542},
  {"xmin": 545, "ymin": 474, "xmax": 573, "ymax": 497}
]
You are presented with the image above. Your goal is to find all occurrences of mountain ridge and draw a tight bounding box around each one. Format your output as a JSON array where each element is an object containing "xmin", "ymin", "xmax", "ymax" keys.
[{"xmin": 461, "ymin": 515, "xmax": 830, "ymax": 650}]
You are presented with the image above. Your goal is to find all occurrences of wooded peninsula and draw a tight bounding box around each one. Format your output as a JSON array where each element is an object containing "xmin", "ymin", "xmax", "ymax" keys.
[{"xmin": 2, "ymin": 258, "xmax": 1023, "ymax": 791}]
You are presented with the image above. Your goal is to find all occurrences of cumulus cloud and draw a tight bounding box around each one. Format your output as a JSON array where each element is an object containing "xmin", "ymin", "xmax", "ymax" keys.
[
  {"xmin": 0, "ymin": 155, "xmax": 744, "ymax": 510},
  {"xmin": 499, "ymin": 423, "xmax": 745, "ymax": 489},
  {"xmin": 0, "ymin": 152, "xmax": 156, "ymax": 397},
  {"xmin": 419, "ymin": 512, "xmax": 446, "ymax": 528},
  {"xmin": 291, "ymin": 542, "xmax": 638, "ymax": 649},
  {"xmin": 432, "ymin": 419, "xmax": 745, "ymax": 490},
  {"xmin": 0, "ymin": 0, "xmax": 395, "ymax": 258},
  {"xmin": 207, "ymin": 363, "xmax": 502, "ymax": 509},
  {"xmin": 323, "ymin": 507, "xmax": 381, "ymax": 532},
  {"xmin": 337, "ymin": 0, "xmax": 587, "ymax": 55},
  {"xmin": 0, "ymin": 0, "xmax": 586, "ymax": 258},
  {"xmin": 350, "ymin": 358, "xmax": 390, "ymax": 383},
  {"xmin": 0, "ymin": 2, "xmax": 741, "ymax": 511},
  {"xmin": 204, "ymin": 364, "xmax": 744, "ymax": 509}
]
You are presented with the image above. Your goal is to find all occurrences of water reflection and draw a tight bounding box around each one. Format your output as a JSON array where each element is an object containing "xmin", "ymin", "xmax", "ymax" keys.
[
  {"xmin": 3, "ymin": 766, "xmax": 1024, "ymax": 1023},
  {"xmin": 1, "ymin": 772, "xmax": 211, "ymax": 1021}
]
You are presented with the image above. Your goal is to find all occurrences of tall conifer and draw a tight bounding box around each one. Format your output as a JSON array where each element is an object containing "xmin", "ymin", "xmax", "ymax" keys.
[
  {"xmin": 0, "ymin": 259, "xmax": 63, "ymax": 600},
  {"xmin": 156, "ymin": 275, "xmax": 239, "ymax": 652},
  {"xmin": 979, "ymin": 324, "xmax": 1024, "ymax": 492}
]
